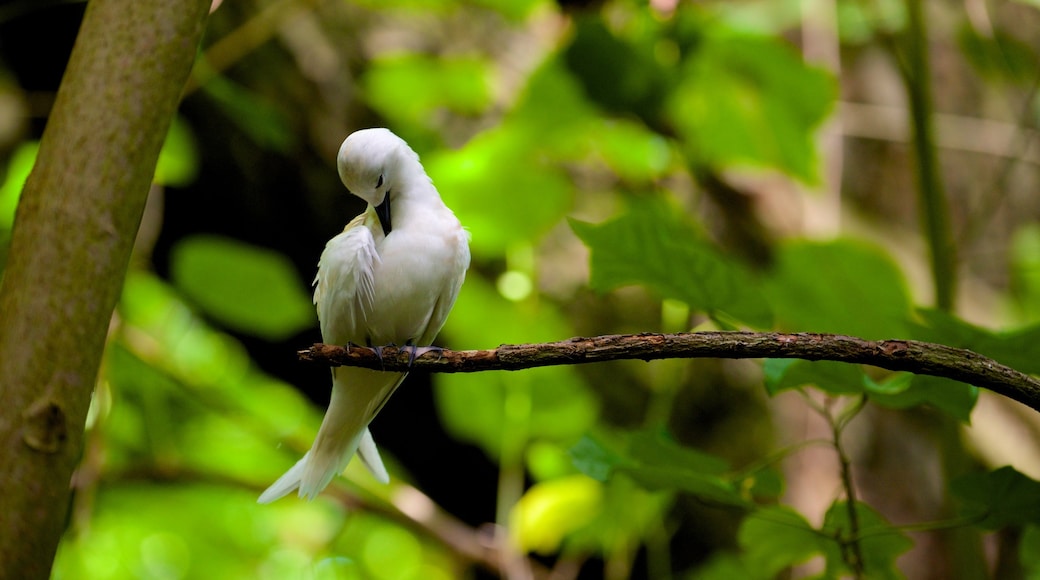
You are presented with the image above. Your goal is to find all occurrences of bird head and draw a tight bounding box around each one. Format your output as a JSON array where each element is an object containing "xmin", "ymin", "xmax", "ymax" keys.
[{"xmin": 337, "ymin": 128, "xmax": 405, "ymax": 236}]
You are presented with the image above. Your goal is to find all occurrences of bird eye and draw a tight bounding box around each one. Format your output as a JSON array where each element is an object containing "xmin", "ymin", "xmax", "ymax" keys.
[{"xmin": 376, "ymin": 174, "xmax": 384, "ymax": 189}]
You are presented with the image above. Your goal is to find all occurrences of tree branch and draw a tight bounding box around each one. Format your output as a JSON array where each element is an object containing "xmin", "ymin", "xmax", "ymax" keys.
[
  {"xmin": 0, "ymin": 0, "xmax": 209, "ymax": 575},
  {"xmin": 299, "ymin": 332, "xmax": 1040, "ymax": 413}
]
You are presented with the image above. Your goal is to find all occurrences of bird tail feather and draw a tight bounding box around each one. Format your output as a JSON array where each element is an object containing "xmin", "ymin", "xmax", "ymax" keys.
[{"xmin": 257, "ymin": 369, "xmax": 398, "ymax": 503}]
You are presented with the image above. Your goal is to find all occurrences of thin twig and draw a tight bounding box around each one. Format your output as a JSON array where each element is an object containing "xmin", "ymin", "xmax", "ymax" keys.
[{"xmin": 298, "ymin": 332, "xmax": 1040, "ymax": 413}]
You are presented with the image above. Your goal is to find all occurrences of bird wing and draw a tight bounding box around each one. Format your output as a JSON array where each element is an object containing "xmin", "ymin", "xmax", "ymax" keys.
[
  {"xmin": 313, "ymin": 212, "xmax": 380, "ymax": 345},
  {"xmin": 417, "ymin": 226, "xmax": 471, "ymax": 346}
]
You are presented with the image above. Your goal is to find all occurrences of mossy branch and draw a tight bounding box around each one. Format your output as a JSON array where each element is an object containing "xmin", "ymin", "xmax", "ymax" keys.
[
  {"xmin": 299, "ymin": 332, "xmax": 1040, "ymax": 413},
  {"xmin": 0, "ymin": 0, "xmax": 209, "ymax": 576}
]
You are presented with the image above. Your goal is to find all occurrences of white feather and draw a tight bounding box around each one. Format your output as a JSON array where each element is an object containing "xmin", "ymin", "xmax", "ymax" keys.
[{"xmin": 258, "ymin": 128, "xmax": 469, "ymax": 503}]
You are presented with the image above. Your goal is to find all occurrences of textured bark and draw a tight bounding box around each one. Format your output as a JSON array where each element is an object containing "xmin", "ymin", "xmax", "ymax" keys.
[
  {"xmin": 0, "ymin": 0, "xmax": 209, "ymax": 576},
  {"xmin": 300, "ymin": 332, "xmax": 1040, "ymax": 412}
]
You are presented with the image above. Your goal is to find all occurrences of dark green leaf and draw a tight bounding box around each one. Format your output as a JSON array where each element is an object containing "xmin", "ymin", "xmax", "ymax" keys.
[
  {"xmin": 820, "ymin": 501, "xmax": 913, "ymax": 579},
  {"xmin": 957, "ymin": 24, "xmax": 1039, "ymax": 84},
  {"xmin": 952, "ymin": 466, "xmax": 1040, "ymax": 529},
  {"xmin": 202, "ymin": 76, "xmax": 294, "ymax": 152},
  {"xmin": 563, "ymin": 16, "xmax": 669, "ymax": 122},
  {"xmin": 570, "ymin": 199, "xmax": 773, "ymax": 327},
  {"xmin": 738, "ymin": 506, "xmax": 822, "ymax": 577},
  {"xmin": 570, "ymin": 435, "xmax": 626, "ymax": 482},
  {"xmin": 868, "ymin": 375, "xmax": 977, "ymax": 423},
  {"xmin": 763, "ymin": 358, "xmax": 866, "ymax": 396}
]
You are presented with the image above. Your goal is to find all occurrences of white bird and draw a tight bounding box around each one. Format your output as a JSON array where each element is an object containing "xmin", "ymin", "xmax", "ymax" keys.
[{"xmin": 258, "ymin": 128, "xmax": 470, "ymax": 503}]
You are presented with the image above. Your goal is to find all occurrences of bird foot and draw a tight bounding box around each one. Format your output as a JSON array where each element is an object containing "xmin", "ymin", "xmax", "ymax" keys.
[{"xmin": 402, "ymin": 345, "xmax": 444, "ymax": 368}]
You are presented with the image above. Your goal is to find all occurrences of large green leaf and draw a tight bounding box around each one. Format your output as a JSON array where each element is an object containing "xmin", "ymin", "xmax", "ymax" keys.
[
  {"xmin": 738, "ymin": 506, "xmax": 823, "ymax": 578},
  {"xmin": 570, "ymin": 199, "xmax": 772, "ymax": 328},
  {"xmin": 362, "ymin": 53, "xmax": 493, "ymax": 140},
  {"xmin": 563, "ymin": 16, "xmax": 670, "ymax": 123},
  {"xmin": 169, "ymin": 235, "xmax": 314, "ymax": 340},
  {"xmin": 820, "ymin": 501, "xmax": 913, "ymax": 579},
  {"xmin": 765, "ymin": 239, "xmax": 912, "ymax": 339},
  {"xmin": 426, "ymin": 130, "xmax": 575, "ymax": 256},
  {"xmin": 666, "ymin": 32, "xmax": 835, "ymax": 182},
  {"xmin": 952, "ymin": 466, "xmax": 1040, "ymax": 529}
]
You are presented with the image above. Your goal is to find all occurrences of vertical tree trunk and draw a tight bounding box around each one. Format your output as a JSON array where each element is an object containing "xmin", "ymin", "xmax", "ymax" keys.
[{"xmin": 0, "ymin": 0, "xmax": 209, "ymax": 576}]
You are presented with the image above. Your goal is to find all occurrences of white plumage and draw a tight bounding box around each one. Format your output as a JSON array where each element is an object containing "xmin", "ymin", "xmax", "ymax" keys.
[{"xmin": 258, "ymin": 128, "xmax": 470, "ymax": 503}]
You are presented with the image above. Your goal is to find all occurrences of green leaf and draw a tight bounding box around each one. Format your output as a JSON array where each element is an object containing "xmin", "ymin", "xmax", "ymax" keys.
[
  {"xmin": 427, "ymin": 130, "xmax": 574, "ymax": 256},
  {"xmin": 952, "ymin": 466, "xmax": 1040, "ymax": 529},
  {"xmin": 763, "ymin": 358, "xmax": 866, "ymax": 396},
  {"xmin": 202, "ymin": 76, "xmax": 294, "ymax": 152},
  {"xmin": 820, "ymin": 501, "xmax": 913, "ymax": 579},
  {"xmin": 913, "ymin": 308, "xmax": 1040, "ymax": 375},
  {"xmin": 738, "ymin": 506, "xmax": 822, "ymax": 577},
  {"xmin": 862, "ymin": 373, "xmax": 913, "ymax": 396},
  {"xmin": 362, "ymin": 54, "xmax": 492, "ymax": 136},
  {"xmin": 1009, "ymin": 224, "xmax": 1040, "ymax": 323},
  {"xmin": 0, "ymin": 140, "xmax": 38, "ymax": 228},
  {"xmin": 1018, "ymin": 524, "xmax": 1040, "ymax": 576},
  {"xmin": 169, "ymin": 235, "xmax": 314, "ymax": 340},
  {"xmin": 765, "ymin": 239, "xmax": 912, "ymax": 339},
  {"xmin": 570, "ymin": 435, "xmax": 625, "ymax": 482},
  {"xmin": 666, "ymin": 33, "xmax": 835, "ymax": 182},
  {"xmin": 570, "ymin": 199, "xmax": 772, "ymax": 327},
  {"xmin": 511, "ymin": 475, "xmax": 604, "ymax": 554},
  {"xmin": 868, "ymin": 375, "xmax": 977, "ymax": 423},
  {"xmin": 568, "ymin": 428, "xmax": 747, "ymax": 507},
  {"xmin": 154, "ymin": 116, "xmax": 198, "ymax": 187},
  {"xmin": 957, "ymin": 24, "xmax": 1039, "ymax": 85},
  {"xmin": 563, "ymin": 16, "xmax": 670, "ymax": 122}
]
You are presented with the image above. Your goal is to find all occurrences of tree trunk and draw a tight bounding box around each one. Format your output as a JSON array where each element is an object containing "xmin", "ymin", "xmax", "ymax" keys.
[{"xmin": 0, "ymin": 0, "xmax": 209, "ymax": 576}]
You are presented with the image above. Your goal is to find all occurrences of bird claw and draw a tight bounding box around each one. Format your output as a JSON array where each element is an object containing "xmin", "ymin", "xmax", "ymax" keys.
[{"xmin": 403, "ymin": 344, "xmax": 444, "ymax": 368}]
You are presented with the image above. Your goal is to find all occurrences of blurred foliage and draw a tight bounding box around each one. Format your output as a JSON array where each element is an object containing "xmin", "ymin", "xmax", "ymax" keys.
[{"xmin": 0, "ymin": 0, "xmax": 1039, "ymax": 577}]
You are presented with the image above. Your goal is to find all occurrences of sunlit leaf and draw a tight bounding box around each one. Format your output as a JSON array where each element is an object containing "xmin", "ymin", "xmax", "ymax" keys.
[
  {"xmin": 1010, "ymin": 224, "xmax": 1040, "ymax": 323},
  {"xmin": 428, "ymin": 131, "xmax": 574, "ymax": 256},
  {"xmin": 154, "ymin": 116, "xmax": 199, "ymax": 187},
  {"xmin": 362, "ymin": 54, "xmax": 492, "ymax": 138},
  {"xmin": 952, "ymin": 466, "xmax": 1040, "ymax": 529},
  {"xmin": 511, "ymin": 475, "xmax": 603, "ymax": 554},
  {"xmin": 666, "ymin": 32, "xmax": 835, "ymax": 182},
  {"xmin": 0, "ymin": 140, "xmax": 38, "ymax": 228},
  {"xmin": 570, "ymin": 198, "xmax": 773, "ymax": 327},
  {"xmin": 170, "ymin": 235, "xmax": 314, "ymax": 340}
]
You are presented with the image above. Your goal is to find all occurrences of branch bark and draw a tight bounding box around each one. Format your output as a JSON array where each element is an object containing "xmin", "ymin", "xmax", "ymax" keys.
[
  {"xmin": 0, "ymin": 0, "xmax": 209, "ymax": 576},
  {"xmin": 299, "ymin": 332, "xmax": 1040, "ymax": 413}
]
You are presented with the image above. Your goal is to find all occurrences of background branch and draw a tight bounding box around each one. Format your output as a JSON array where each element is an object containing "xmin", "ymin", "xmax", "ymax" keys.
[{"xmin": 299, "ymin": 332, "xmax": 1040, "ymax": 413}]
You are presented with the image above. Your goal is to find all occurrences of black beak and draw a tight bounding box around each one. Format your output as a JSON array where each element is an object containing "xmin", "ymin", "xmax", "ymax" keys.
[{"xmin": 375, "ymin": 190, "xmax": 392, "ymax": 236}]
